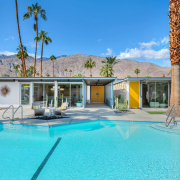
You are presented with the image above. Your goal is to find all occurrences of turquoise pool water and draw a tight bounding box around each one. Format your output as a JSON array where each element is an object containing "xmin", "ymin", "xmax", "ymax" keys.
[{"xmin": 0, "ymin": 121, "xmax": 180, "ymax": 180}]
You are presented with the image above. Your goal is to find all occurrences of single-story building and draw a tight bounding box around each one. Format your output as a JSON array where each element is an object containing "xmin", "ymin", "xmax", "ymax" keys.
[
  {"xmin": 0, "ymin": 77, "xmax": 172, "ymax": 109},
  {"xmin": 0, "ymin": 77, "xmax": 115, "ymax": 109},
  {"xmin": 113, "ymin": 77, "xmax": 171, "ymax": 109}
]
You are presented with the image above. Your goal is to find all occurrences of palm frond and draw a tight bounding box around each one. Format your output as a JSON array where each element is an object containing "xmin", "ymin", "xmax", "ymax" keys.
[{"xmin": 23, "ymin": 12, "xmax": 31, "ymax": 20}]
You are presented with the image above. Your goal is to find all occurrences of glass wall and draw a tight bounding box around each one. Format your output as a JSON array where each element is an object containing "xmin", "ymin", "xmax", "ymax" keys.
[
  {"xmin": 58, "ymin": 83, "xmax": 70, "ymax": 107},
  {"xmin": 21, "ymin": 84, "xmax": 30, "ymax": 105},
  {"xmin": 33, "ymin": 83, "xmax": 55, "ymax": 108},
  {"xmin": 71, "ymin": 84, "xmax": 83, "ymax": 106},
  {"xmin": 142, "ymin": 82, "xmax": 169, "ymax": 108}
]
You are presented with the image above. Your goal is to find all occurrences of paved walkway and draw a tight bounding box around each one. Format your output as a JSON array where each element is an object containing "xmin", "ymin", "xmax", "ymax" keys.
[{"xmin": 0, "ymin": 103, "xmax": 180, "ymax": 127}]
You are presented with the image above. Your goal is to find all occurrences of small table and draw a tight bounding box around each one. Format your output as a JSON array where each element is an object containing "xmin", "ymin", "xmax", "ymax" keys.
[{"xmin": 49, "ymin": 108, "xmax": 55, "ymax": 116}]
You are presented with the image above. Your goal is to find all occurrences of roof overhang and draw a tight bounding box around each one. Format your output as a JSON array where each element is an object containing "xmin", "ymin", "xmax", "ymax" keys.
[{"xmin": 0, "ymin": 77, "xmax": 117, "ymax": 85}]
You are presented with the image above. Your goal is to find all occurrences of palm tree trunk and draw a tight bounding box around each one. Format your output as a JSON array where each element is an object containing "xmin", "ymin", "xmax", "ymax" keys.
[
  {"xmin": 90, "ymin": 67, "xmax": 92, "ymax": 77},
  {"xmin": 15, "ymin": 0, "xmax": 27, "ymax": 77},
  {"xmin": 33, "ymin": 18, "xmax": 38, "ymax": 77},
  {"xmin": 167, "ymin": 0, "xmax": 180, "ymax": 116},
  {"xmin": 107, "ymin": 71, "xmax": 109, "ymax": 77},
  {"xmin": 136, "ymin": 74, "xmax": 138, "ymax": 77},
  {"xmin": 40, "ymin": 39, "xmax": 43, "ymax": 77},
  {"xmin": 53, "ymin": 61, "xmax": 54, "ymax": 77}
]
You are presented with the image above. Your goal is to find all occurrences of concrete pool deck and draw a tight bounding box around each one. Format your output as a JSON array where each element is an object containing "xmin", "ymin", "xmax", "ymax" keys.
[{"xmin": 0, "ymin": 103, "xmax": 180, "ymax": 127}]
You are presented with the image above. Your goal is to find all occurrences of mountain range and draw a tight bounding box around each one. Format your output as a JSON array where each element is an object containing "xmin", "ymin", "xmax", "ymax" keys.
[{"xmin": 0, "ymin": 54, "xmax": 171, "ymax": 78}]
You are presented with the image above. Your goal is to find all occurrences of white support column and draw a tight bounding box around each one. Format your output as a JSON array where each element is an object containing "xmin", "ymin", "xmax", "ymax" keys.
[
  {"xmin": 140, "ymin": 81, "xmax": 142, "ymax": 109},
  {"xmin": 54, "ymin": 81, "xmax": 58, "ymax": 107},
  {"xmin": 30, "ymin": 82, "xmax": 34, "ymax": 107},
  {"xmin": 168, "ymin": 81, "xmax": 170, "ymax": 107},
  {"xmin": 127, "ymin": 81, "xmax": 129, "ymax": 109},
  {"xmin": 111, "ymin": 82, "xmax": 114, "ymax": 109}
]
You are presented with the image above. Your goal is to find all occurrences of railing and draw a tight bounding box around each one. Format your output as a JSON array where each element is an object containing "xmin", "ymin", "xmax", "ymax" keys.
[
  {"xmin": 2, "ymin": 105, "xmax": 14, "ymax": 124},
  {"xmin": 165, "ymin": 105, "xmax": 177, "ymax": 127},
  {"xmin": 14, "ymin": 105, "xmax": 23, "ymax": 122}
]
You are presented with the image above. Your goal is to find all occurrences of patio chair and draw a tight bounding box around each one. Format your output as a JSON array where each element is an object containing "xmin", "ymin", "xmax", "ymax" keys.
[{"xmin": 32, "ymin": 102, "xmax": 45, "ymax": 117}]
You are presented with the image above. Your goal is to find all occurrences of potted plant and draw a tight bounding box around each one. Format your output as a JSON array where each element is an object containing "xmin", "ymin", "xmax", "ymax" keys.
[{"xmin": 76, "ymin": 101, "xmax": 83, "ymax": 107}]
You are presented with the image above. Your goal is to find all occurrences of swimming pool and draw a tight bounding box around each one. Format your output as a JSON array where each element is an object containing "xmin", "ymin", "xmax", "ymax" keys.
[{"xmin": 0, "ymin": 120, "xmax": 180, "ymax": 180}]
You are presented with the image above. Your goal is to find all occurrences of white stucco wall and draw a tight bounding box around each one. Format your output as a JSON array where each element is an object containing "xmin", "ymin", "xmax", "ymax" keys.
[
  {"xmin": 0, "ymin": 82, "xmax": 20, "ymax": 107},
  {"xmin": 86, "ymin": 86, "xmax": 90, "ymax": 103}
]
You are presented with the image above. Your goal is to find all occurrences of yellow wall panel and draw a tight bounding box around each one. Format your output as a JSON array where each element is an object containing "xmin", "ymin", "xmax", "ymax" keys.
[{"xmin": 129, "ymin": 81, "xmax": 140, "ymax": 108}]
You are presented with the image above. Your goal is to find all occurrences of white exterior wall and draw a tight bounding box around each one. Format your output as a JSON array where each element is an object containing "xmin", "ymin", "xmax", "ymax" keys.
[
  {"xmin": 0, "ymin": 82, "xmax": 20, "ymax": 107},
  {"xmin": 105, "ymin": 82, "xmax": 113, "ymax": 108},
  {"xmin": 83, "ymin": 81, "xmax": 87, "ymax": 108},
  {"xmin": 86, "ymin": 86, "xmax": 90, "ymax": 104}
]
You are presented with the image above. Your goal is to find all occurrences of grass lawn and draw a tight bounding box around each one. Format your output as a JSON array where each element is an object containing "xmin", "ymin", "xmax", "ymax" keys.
[{"xmin": 147, "ymin": 111, "xmax": 166, "ymax": 114}]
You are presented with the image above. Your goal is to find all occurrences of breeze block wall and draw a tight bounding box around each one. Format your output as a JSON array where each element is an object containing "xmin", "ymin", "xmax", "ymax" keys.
[
  {"xmin": 0, "ymin": 82, "xmax": 20, "ymax": 107},
  {"xmin": 113, "ymin": 81, "xmax": 127, "ymax": 103}
]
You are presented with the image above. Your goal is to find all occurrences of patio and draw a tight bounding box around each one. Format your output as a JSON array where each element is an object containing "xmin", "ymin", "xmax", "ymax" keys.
[{"xmin": 0, "ymin": 104, "xmax": 180, "ymax": 127}]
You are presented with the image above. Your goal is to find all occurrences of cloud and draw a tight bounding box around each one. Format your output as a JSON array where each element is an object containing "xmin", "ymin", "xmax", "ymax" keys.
[
  {"xmin": 0, "ymin": 51, "xmax": 16, "ymax": 56},
  {"xmin": 163, "ymin": 59, "xmax": 171, "ymax": 66},
  {"xmin": 5, "ymin": 36, "xmax": 14, "ymax": 41},
  {"xmin": 161, "ymin": 36, "xmax": 169, "ymax": 44},
  {"xmin": 117, "ymin": 48, "xmax": 170, "ymax": 60},
  {"xmin": 139, "ymin": 40, "xmax": 158, "ymax": 49},
  {"xmin": 0, "ymin": 51, "xmax": 40, "ymax": 58},
  {"xmin": 25, "ymin": 42, "xmax": 39, "ymax": 48},
  {"xmin": 101, "ymin": 48, "xmax": 114, "ymax": 56},
  {"xmin": 98, "ymin": 39, "xmax": 101, "ymax": 41}
]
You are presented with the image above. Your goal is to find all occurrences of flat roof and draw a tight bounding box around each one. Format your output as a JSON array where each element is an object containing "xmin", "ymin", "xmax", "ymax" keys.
[
  {"xmin": 114, "ymin": 77, "xmax": 171, "ymax": 84},
  {"xmin": 0, "ymin": 77, "xmax": 117, "ymax": 86}
]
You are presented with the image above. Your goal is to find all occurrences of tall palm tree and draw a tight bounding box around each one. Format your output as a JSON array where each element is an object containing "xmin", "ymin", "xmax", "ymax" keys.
[
  {"xmin": 84, "ymin": 58, "xmax": 96, "ymax": 77},
  {"xmin": 64, "ymin": 69, "xmax": 68, "ymax": 77},
  {"xmin": 15, "ymin": 45, "xmax": 29, "ymax": 59},
  {"xmin": 35, "ymin": 30, "xmax": 52, "ymax": 77},
  {"xmin": 13, "ymin": 64, "xmax": 20, "ymax": 77},
  {"xmin": 69, "ymin": 69, "xmax": 72, "ymax": 77},
  {"xmin": 15, "ymin": 0, "xmax": 27, "ymax": 77},
  {"xmin": 23, "ymin": 3, "xmax": 47, "ymax": 77},
  {"xmin": 50, "ymin": 55, "xmax": 56, "ymax": 77},
  {"xmin": 167, "ymin": 0, "xmax": 180, "ymax": 116},
  {"xmin": 100, "ymin": 64, "xmax": 114, "ymax": 77},
  {"xmin": 134, "ymin": 68, "xmax": 140, "ymax": 77}
]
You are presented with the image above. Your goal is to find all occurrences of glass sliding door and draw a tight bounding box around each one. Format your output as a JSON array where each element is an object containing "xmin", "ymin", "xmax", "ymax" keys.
[
  {"xmin": 58, "ymin": 83, "xmax": 70, "ymax": 107},
  {"xmin": 71, "ymin": 83, "xmax": 83, "ymax": 106},
  {"xmin": 156, "ymin": 82, "xmax": 168, "ymax": 108},
  {"xmin": 21, "ymin": 84, "xmax": 30, "ymax": 105},
  {"xmin": 33, "ymin": 83, "xmax": 55, "ymax": 108}
]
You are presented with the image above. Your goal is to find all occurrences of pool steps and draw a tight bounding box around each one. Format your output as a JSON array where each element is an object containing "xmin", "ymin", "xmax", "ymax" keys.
[{"xmin": 150, "ymin": 123, "xmax": 180, "ymax": 134}]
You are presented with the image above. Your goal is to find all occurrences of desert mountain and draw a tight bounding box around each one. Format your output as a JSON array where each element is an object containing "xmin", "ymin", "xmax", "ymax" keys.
[{"xmin": 0, "ymin": 54, "xmax": 171, "ymax": 78}]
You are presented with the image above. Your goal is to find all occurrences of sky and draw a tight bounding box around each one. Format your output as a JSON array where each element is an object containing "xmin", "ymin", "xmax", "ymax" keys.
[{"xmin": 0, "ymin": 0, "xmax": 170, "ymax": 67}]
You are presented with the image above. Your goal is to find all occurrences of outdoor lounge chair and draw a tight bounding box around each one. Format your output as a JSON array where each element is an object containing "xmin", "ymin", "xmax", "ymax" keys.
[{"xmin": 32, "ymin": 102, "xmax": 45, "ymax": 117}]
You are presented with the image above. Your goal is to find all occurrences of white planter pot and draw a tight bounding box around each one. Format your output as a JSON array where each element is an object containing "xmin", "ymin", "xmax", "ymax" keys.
[
  {"xmin": 159, "ymin": 103, "xmax": 167, "ymax": 108},
  {"xmin": 150, "ymin": 102, "xmax": 159, "ymax": 108},
  {"xmin": 76, "ymin": 102, "xmax": 83, "ymax": 107}
]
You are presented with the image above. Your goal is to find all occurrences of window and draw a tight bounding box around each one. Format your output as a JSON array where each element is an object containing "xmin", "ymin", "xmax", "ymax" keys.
[{"xmin": 21, "ymin": 84, "xmax": 30, "ymax": 105}]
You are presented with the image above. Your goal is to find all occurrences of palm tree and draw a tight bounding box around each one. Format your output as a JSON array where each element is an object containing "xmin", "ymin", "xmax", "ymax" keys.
[
  {"xmin": 125, "ymin": 75, "xmax": 131, "ymax": 78},
  {"xmin": 23, "ymin": 3, "xmax": 47, "ymax": 77},
  {"xmin": 102, "ymin": 56, "xmax": 120, "ymax": 67},
  {"xmin": 1, "ymin": 74, "xmax": 9, "ymax": 77},
  {"xmin": 69, "ymin": 69, "xmax": 72, "ymax": 77},
  {"xmin": 45, "ymin": 73, "xmax": 50, "ymax": 77},
  {"xmin": 167, "ymin": 70, "xmax": 171, "ymax": 76},
  {"xmin": 15, "ymin": 0, "xmax": 27, "ymax": 77},
  {"xmin": 35, "ymin": 30, "xmax": 52, "ymax": 77},
  {"xmin": 73, "ymin": 73, "xmax": 85, "ymax": 77},
  {"xmin": 134, "ymin": 69, "xmax": 140, "ymax": 77},
  {"xmin": 13, "ymin": 64, "xmax": 20, "ymax": 77},
  {"xmin": 15, "ymin": 45, "xmax": 29, "ymax": 59},
  {"xmin": 26, "ymin": 66, "xmax": 34, "ymax": 77},
  {"xmin": 100, "ymin": 64, "xmax": 114, "ymax": 77},
  {"xmin": 167, "ymin": 0, "xmax": 180, "ymax": 116},
  {"xmin": 50, "ymin": 55, "xmax": 56, "ymax": 77},
  {"xmin": 36, "ymin": 72, "xmax": 40, "ymax": 76},
  {"xmin": 84, "ymin": 58, "xmax": 96, "ymax": 77},
  {"xmin": 64, "ymin": 69, "xmax": 68, "ymax": 77}
]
